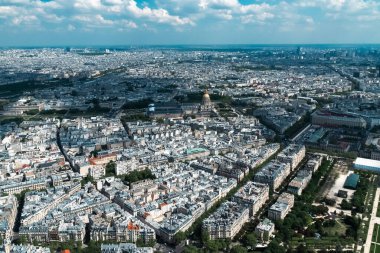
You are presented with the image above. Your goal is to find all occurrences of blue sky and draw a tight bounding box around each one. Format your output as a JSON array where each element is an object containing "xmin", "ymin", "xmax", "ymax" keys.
[{"xmin": 0, "ymin": 0, "xmax": 379, "ymax": 46}]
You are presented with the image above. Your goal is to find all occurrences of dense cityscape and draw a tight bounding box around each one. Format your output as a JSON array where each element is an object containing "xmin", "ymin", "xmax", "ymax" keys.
[{"xmin": 0, "ymin": 45, "xmax": 380, "ymax": 253}]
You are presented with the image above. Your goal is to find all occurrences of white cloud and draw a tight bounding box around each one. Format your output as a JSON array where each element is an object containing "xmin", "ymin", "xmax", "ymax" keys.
[
  {"xmin": 125, "ymin": 0, "xmax": 194, "ymax": 26},
  {"xmin": 297, "ymin": 0, "xmax": 379, "ymax": 13},
  {"xmin": 67, "ymin": 24, "xmax": 76, "ymax": 31},
  {"xmin": 0, "ymin": 6, "xmax": 17, "ymax": 16},
  {"xmin": 11, "ymin": 15, "xmax": 38, "ymax": 26},
  {"xmin": 120, "ymin": 19, "xmax": 137, "ymax": 28},
  {"xmin": 0, "ymin": 0, "xmax": 379, "ymax": 38},
  {"xmin": 73, "ymin": 14, "xmax": 114, "ymax": 27},
  {"xmin": 73, "ymin": 0, "xmax": 103, "ymax": 10},
  {"xmin": 0, "ymin": 0, "xmax": 194, "ymax": 30}
]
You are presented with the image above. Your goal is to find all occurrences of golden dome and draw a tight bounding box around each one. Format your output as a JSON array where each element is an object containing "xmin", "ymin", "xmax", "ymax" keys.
[{"xmin": 202, "ymin": 89, "xmax": 211, "ymax": 105}]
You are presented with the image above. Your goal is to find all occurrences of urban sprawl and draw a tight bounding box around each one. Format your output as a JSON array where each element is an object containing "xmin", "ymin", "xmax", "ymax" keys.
[{"xmin": 1, "ymin": 46, "xmax": 380, "ymax": 253}]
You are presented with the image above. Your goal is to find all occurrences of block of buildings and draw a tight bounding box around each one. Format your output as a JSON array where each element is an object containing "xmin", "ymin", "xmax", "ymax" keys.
[
  {"xmin": 255, "ymin": 218, "xmax": 275, "ymax": 242},
  {"xmin": 202, "ymin": 201, "xmax": 249, "ymax": 240},
  {"xmin": 277, "ymin": 144, "xmax": 306, "ymax": 170},
  {"xmin": 268, "ymin": 193, "xmax": 294, "ymax": 221},
  {"xmin": 254, "ymin": 161, "xmax": 291, "ymax": 190},
  {"xmin": 287, "ymin": 170, "xmax": 312, "ymax": 196},
  {"xmin": 232, "ymin": 182, "xmax": 269, "ymax": 216}
]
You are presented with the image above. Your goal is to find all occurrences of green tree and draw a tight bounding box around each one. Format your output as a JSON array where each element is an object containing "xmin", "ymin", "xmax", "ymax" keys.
[
  {"xmin": 206, "ymin": 240, "xmax": 220, "ymax": 252},
  {"xmin": 83, "ymin": 241, "xmax": 101, "ymax": 253},
  {"xmin": 265, "ymin": 239, "xmax": 286, "ymax": 253},
  {"xmin": 296, "ymin": 244, "xmax": 307, "ymax": 253},
  {"xmin": 245, "ymin": 233, "xmax": 257, "ymax": 248},
  {"xmin": 135, "ymin": 238, "xmax": 144, "ymax": 247},
  {"xmin": 124, "ymin": 168, "xmax": 156, "ymax": 183},
  {"xmin": 81, "ymin": 175, "xmax": 95, "ymax": 186},
  {"xmin": 90, "ymin": 150, "xmax": 99, "ymax": 158},
  {"xmin": 341, "ymin": 199, "xmax": 352, "ymax": 210},
  {"xmin": 174, "ymin": 231, "xmax": 186, "ymax": 245},
  {"xmin": 201, "ymin": 229, "xmax": 210, "ymax": 245},
  {"xmin": 183, "ymin": 245, "xmax": 199, "ymax": 253},
  {"xmin": 105, "ymin": 160, "xmax": 116, "ymax": 176},
  {"xmin": 18, "ymin": 235, "xmax": 28, "ymax": 245},
  {"xmin": 231, "ymin": 245, "xmax": 248, "ymax": 253}
]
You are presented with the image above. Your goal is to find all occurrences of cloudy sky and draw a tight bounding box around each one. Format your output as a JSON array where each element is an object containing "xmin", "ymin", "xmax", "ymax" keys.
[{"xmin": 0, "ymin": 0, "xmax": 379, "ymax": 46}]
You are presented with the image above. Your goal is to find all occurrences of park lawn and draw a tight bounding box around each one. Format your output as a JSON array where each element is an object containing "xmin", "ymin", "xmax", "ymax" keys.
[
  {"xmin": 372, "ymin": 224, "xmax": 380, "ymax": 244},
  {"xmin": 324, "ymin": 220, "xmax": 347, "ymax": 236},
  {"xmin": 377, "ymin": 202, "xmax": 380, "ymax": 217},
  {"xmin": 371, "ymin": 243, "xmax": 380, "ymax": 253},
  {"xmin": 376, "ymin": 224, "xmax": 380, "ymax": 244},
  {"xmin": 290, "ymin": 236, "xmax": 354, "ymax": 249},
  {"xmin": 373, "ymin": 225, "xmax": 378, "ymax": 242}
]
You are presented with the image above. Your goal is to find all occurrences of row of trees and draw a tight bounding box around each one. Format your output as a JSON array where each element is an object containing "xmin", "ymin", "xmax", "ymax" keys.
[
  {"xmin": 121, "ymin": 114, "xmax": 151, "ymax": 122},
  {"xmin": 122, "ymin": 98, "xmax": 153, "ymax": 110},
  {"xmin": 284, "ymin": 112, "xmax": 312, "ymax": 139},
  {"xmin": 298, "ymin": 159, "xmax": 333, "ymax": 203}
]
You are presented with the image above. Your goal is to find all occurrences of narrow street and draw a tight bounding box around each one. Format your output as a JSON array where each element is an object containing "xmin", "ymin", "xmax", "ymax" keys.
[{"xmin": 56, "ymin": 124, "xmax": 76, "ymax": 171}]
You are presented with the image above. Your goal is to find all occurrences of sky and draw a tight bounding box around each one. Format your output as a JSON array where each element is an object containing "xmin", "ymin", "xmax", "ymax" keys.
[{"xmin": 0, "ymin": 0, "xmax": 380, "ymax": 46}]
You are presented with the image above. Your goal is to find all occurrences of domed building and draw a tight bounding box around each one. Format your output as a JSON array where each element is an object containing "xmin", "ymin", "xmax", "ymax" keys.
[
  {"xmin": 146, "ymin": 89, "xmax": 214, "ymax": 119},
  {"xmin": 200, "ymin": 89, "xmax": 213, "ymax": 112},
  {"xmin": 202, "ymin": 89, "xmax": 211, "ymax": 106}
]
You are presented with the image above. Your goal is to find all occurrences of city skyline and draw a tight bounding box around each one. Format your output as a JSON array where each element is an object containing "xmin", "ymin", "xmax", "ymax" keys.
[{"xmin": 0, "ymin": 0, "xmax": 380, "ymax": 46}]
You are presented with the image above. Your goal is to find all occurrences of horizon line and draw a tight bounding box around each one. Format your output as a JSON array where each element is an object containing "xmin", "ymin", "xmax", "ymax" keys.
[{"xmin": 2, "ymin": 43, "xmax": 380, "ymax": 49}]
